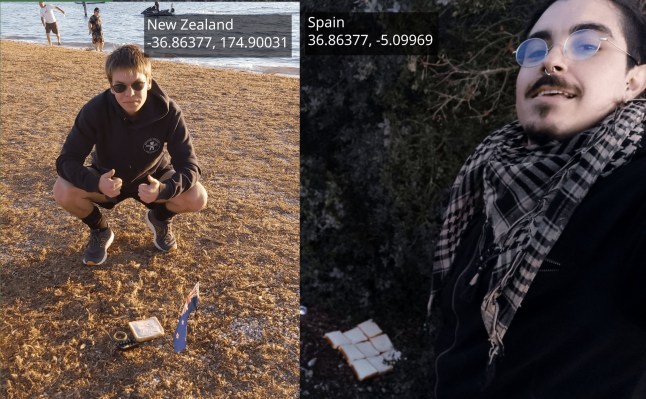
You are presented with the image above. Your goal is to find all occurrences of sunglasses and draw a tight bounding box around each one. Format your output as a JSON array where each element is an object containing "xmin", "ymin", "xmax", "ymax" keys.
[
  {"xmin": 111, "ymin": 80, "xmax": 146, "ymax": 93},
  {"xmin": 514, "ymin": 29, "xmax": 638, "ymax": 68}
]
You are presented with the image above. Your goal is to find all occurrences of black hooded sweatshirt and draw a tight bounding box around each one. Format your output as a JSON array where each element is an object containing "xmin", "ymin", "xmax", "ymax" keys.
[{"xmin": 56, "ymin": 79, "xmax": 201, "ymax": 200}]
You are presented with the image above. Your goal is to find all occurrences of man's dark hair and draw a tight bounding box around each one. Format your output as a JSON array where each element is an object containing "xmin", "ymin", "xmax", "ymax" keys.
[
  {"xmin": 523, "ymin": 0, "xmax": 646, "ymax": 68},
  {"xmin": 94, "ymin": 7, "xmax": 99, "ymax": 12},
  {"xmin": 105, "ymin": 44, "xmax": 152, "ymax": 83}
]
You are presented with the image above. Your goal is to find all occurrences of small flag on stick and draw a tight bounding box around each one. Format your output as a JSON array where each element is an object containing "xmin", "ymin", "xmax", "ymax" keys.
[{"xmin": 174, "ymin": 282, "xmax": 199, "ymax": 352}]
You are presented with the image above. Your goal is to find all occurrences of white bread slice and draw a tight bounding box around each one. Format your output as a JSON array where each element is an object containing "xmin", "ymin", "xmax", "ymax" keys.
[
  {"xmin": 357, "ymin": 319, "xmax": 383, "ymax": 338},
  {"xmin": 324, "ymin": 330, "xmax": 351, "ymax": 349},
  {"xmin": 349, "ymin": 358, "xmax": 379, "ymax": 381},
  {"xmin": 366, "ymin": 354, "xmax": 394, "ymax": 374},
  {"xmin": 343, "ymin": 327, "xmax": 368, "ymax": 344},
  {"xmin": 339, "ymin": 344, "xmax": 366, "ymax": 362},
  {"xmin": 370, "ymin": 333, "xmax": 394, "ymax": 353},
  {"xmin": 128, "ymin": 316, "xmax": 164, "ymax": 342},
  {"xmin": 355, "ymin": 341, "xmax": 380, "ymax": 357}
]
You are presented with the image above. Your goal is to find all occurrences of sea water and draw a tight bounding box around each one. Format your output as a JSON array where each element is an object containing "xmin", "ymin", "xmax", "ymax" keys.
[{"xmin": 0, "ymin": 1, "xmax": 299, "ymax": 77}]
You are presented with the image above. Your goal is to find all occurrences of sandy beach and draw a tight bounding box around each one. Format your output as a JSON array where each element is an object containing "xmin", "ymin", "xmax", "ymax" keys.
[{"xmin": 0, "ymin": 40, "xmax": 299, "ymax": 398}]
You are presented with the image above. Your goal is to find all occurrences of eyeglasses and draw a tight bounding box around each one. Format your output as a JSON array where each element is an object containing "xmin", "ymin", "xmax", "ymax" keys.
[
  {"xmin": 111, "ymin": 81, "xmax": 146, "ymax": 93},
  {"xmin": 514, "ymin": 29, "xmax": 638, "ymax": 68}
]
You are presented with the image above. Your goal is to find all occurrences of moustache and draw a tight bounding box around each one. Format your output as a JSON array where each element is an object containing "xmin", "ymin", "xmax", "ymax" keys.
[{"xmin": 526, "ymin": 75, "xmax": 578, "ymax": 98}]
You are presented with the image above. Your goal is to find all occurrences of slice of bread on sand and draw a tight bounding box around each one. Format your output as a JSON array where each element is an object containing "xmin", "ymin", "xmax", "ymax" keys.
[{"xmin": 128, "ymin": 316, "xmax": 164, "ymax": 342}]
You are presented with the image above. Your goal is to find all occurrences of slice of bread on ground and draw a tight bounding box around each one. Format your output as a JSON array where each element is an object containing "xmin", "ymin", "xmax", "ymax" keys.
[
  {"xmin": 349, "ymin": 358, "xmax": 380, "ymax": 381},
  {"xmin": 357, "ymin": 319, "xmax": 383, "ymax": 338},
  {"xmin": 339, "ymin": 344, "xmax": 366, "ymax": 362},
  {"xmin": 356, "ymin": 341, "xmax": 380, "ymax": 358},
  {"xmin": 128, "ymin": 316, "xmax": 164, "ymax": 342},
  {"xmin": 369, "ymin": 333, "xmax": 394, "ymax": 353},
  {"xmin": 323, "ymin": 319, "xmax": 400, "ymax": 382},
  {"xmin": 324, "ymin": 330, "xmax": 351, "ymax": 349},
  {"xmin": 343, "ymin": 327, "xmax": 368, "ymax": 344}
]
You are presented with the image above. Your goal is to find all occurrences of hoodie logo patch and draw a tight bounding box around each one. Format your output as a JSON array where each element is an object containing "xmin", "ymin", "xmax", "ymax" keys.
[{"xmin": 143, "ymin": 138, "xmax": 161, "ymax": 154}]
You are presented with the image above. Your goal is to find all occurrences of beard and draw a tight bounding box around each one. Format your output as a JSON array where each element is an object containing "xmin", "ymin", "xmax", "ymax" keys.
[{"xmin": 522, "ymin": 104, "xmax": 562, "ymax": 146}]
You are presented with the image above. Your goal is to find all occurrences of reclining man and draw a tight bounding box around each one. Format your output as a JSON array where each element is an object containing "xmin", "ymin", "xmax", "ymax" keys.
[{"xmin": 430, "ymin": 0, "xmax": 646, "ymax": 397}]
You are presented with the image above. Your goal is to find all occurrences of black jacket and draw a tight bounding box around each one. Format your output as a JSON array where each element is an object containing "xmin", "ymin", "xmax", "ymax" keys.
[
  {"xmin": 56, "ymin": 79, "xmax": 201, "ymax": 200},
  {"xmin": 433, "ymin": 138, "xmax": 646, "ymax": 399}
]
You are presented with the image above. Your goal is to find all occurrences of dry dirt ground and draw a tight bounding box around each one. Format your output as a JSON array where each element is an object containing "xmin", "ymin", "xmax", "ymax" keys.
[{"xmin": 0, "ymin": 40, "xmax": 299, "ymax": 398}]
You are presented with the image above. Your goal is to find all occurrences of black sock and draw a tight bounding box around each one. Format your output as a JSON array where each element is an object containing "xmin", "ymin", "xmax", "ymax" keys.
[
  {"xmin": 153, "ymin": 204, "xmax": 176, "ymax": 222},
  {"xmin": 82, "ymin": 206, "xmax": 108, "ymax": 231}
]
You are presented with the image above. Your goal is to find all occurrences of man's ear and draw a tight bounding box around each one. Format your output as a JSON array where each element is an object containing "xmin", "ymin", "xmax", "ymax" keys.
[
  {"xmin": 147, "ymin": 76, "xmax": 153, "ymax": 90},
  {"xmin": 626, "ymin": 64, "xmax": 646, "ymax": 101}
]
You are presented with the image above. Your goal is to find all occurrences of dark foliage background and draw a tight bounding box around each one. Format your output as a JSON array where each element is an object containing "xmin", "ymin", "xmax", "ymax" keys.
[{"xmin": 300, "ymin": 0, "xmax": 546, "ymax": 397}]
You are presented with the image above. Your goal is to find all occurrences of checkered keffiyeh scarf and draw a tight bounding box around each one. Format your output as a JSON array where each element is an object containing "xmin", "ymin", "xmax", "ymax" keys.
[{"xmin": 428, "ymin": 101, "xmax": 646, "ymax": 362}]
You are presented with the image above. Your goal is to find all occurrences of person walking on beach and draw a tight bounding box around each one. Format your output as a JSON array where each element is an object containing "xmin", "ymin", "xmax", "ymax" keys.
[
  {"xmin": 53, "ymin": 45, "xmax": 208, "ymax": 265},
  {"xmin": 88, "ymin": 7, "xmax": 104, "ymax": 52},
  {"xmin": 430, "ymin": 0, "xmax": 646, "ymax": 398},
  {"xmin": 38, "ymin": 2, "xmax": 65, "ymax": 47}
]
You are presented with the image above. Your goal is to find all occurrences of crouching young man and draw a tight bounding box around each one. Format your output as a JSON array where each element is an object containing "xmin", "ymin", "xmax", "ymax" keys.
[{"xmin": 54, "ymin": 44, "xmax": 207, "ymax": 265}]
